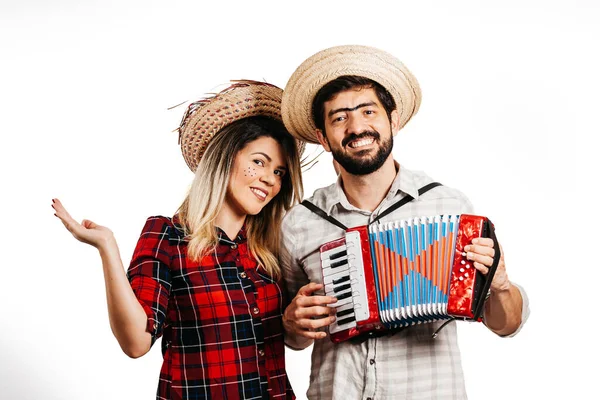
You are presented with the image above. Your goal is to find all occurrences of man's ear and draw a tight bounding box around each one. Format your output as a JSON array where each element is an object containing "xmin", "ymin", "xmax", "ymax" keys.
[
  {"xmin": 315, "ymin": 129, "xmax": 331, "ymax": 152},
  {"xmin": 390, "ymin": 109, "xmax": 401, "ymax": 137}
]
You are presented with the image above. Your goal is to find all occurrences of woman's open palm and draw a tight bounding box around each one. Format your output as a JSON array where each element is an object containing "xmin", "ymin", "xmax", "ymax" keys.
[{"xmin": 52, "ymin": 198, "xmax": 114, "ymax": 248}]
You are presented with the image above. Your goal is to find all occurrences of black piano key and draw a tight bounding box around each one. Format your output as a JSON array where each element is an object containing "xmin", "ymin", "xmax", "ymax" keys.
[
  {"xmin": 337, "ymin": 316, "xmax": 356, "ymax": 326},
  {"xmin": 329, "ymin": 250, "xmax": 347, "ymax": 260},
  {"xmin": 332, "ymin": 275, "xmax": 350, "ymax": 285},
  {"xmin": 336, "ymin": 308, "xmax": 354, "ymax": 318},
  {"xmin": 333, "ymin": 283, "xmax": 352, "ymax": 293},
  {"xmin": 336, "ymin": 291, "xmax": 352, "ymax": 301},
  {"xmin": 330, "ymin": 259, "xmax": 347, "ymax": 268}
]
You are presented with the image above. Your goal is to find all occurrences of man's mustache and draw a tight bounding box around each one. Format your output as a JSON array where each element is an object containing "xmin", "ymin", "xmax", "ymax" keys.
[{"xmin": 342, "ymin": 131, "xmax": 380, "ymax": 147}]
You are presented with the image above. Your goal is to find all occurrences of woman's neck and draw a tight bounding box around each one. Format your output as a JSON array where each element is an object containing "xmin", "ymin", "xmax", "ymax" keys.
[{"xmin": 214, "ymin": 207, "xmax": 246, "ymax": 241}]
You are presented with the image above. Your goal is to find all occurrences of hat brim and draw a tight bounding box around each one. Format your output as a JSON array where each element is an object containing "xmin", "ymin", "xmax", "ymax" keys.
[{"xmin": 282, "ymin": 45, "xmax": 422, "ymax": 144}]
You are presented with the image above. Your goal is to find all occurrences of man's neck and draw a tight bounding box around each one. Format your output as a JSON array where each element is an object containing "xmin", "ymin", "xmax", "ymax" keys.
[{"xmin": 339, "ymin": 157, "xmax": 398, "ymax": 212}]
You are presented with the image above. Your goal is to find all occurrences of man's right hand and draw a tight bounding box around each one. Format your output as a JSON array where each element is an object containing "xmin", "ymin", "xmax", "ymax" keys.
[{"xmin": 283, "ymin": 282, "xmax": 338, "ymax": 340}]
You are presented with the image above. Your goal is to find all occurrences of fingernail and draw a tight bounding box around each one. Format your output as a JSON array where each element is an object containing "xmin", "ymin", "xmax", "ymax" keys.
[
  {"xmin": 472, "ymin": 238, "xmax": 479, "ymax": 244},
  {"xmin": 467, "ymin": 252, "xmax": 473, "ymax": 260},
  {"xmin": 464, "ymin": 245, "xmax": 470, "ymax": 252}
]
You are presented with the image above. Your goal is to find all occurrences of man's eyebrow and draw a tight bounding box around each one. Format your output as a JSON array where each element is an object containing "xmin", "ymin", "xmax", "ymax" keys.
[{"xmin": 328, "ymin": 101, "xmax": 378, "ymax": 118}]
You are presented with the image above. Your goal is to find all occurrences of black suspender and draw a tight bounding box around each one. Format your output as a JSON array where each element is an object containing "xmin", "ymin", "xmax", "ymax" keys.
[
  {"xmin": 300, "ymin": 200, "xmax": 350, "ymax": 230},
  {"xmin": 371, "ymin": 182, "xmax": 442, "ymax": 224},
  {"xmin": 301, "ymin": 182, "xmax": 442, "ymax": 229}
]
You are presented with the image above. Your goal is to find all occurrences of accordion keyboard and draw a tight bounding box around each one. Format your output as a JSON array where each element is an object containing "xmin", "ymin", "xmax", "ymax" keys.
[{"xmin": 321, "ymin": 231, "xmax": 369, "ymax": 334}]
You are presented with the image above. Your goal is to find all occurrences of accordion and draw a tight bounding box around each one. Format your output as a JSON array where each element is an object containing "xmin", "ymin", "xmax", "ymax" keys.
[{"xmin": 320, "ymin": 214, "xmax": 499, "ymax": 343}]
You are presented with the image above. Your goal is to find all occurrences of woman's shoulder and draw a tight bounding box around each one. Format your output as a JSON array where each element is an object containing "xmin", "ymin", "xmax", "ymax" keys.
[
  {"xmin": 140, "ymin": 215, "xmax": 173, "ymax": 229},
  {"xmin": 138, "ymin": 215, "xmax": 186, "ymax": 241}
]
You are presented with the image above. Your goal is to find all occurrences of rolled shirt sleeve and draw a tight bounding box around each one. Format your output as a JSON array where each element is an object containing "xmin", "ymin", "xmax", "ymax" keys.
[
  {"xmin": 488, "ymin": 281, "xmax": 530, "ymax": 338},
  {"xmin": 126, "ymin": 216, "xmax": 172, "ymax": 344}
]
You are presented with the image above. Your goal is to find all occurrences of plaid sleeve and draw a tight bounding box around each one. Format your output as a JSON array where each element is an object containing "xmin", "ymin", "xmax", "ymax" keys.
[{"xmin": 127, "ymin": 216, "xmax": 172, "ymax": 345}]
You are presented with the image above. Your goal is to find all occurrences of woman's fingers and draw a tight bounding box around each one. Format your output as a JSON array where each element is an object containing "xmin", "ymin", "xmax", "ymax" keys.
[
  {"xmin": 51, "ymin": 198, "xmax": 110, "ymax": 247},
  {"xmin": 52, "ymin": 198, "xmax": 82, "ymax": 233}
]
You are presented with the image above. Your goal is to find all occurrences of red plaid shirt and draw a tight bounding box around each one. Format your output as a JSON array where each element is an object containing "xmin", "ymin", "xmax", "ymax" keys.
[{"xmin": 127, "ymin": 216, "xmax": 294, "ymax": 400}]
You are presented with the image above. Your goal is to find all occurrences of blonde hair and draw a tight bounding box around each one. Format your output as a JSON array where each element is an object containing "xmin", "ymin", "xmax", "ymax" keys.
[{"xmin": 177, "ymin": 116, "xmax": 303, "ymax": 278}]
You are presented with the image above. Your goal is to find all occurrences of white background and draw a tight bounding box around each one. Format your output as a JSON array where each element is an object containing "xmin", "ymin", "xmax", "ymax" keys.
[{"xmin": 1, "ymin": 1, "xmax": 597, "ymax": 399}]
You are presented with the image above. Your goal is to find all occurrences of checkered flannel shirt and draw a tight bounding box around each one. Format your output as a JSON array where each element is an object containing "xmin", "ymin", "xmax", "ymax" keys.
[{"xmin": 127, "ymin": 216, "xmax": 294, "ymax": 400}]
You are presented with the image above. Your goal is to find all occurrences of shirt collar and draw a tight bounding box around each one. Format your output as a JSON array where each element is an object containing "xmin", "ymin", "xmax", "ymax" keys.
[
  {"xmin": 216, "ymin": 224, "xmax": 247, "ymax": 245},
  {"xmin": 171, "ymin": 214, "xmax": 184, "ymax": 233},
  {"xmin": 391, "ymin": 162, "xmax": 420, "ymax": 200},
  {"xmin": 324, "ymin": 161, "xmax": 421, "ymax": 215},
  {"xmin": 170, "ymin": 214, "xmax": 247, "ymax": 244}
]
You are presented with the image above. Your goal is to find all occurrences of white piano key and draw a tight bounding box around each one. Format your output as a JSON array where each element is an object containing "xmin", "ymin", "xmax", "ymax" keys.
[
  {"xmin": 321, "ymin": 255, "xmax": 349, "ymax": 269},
  {"xmin": 323, "ymin": 270, "xmax": 351, "ymax": 285},
  {"xmin": 322, "ymin": 261, "xmax": 349, "ymax": 277},
  {"xmin": 345, "ymin": 230, "xmax": 369, "ymax": 323},
  {"xmin": 330, "ymin": 296, "xmax": 354, "ymax": 308},
  {"xmin": 334, "ymin": 302, "xmax": 355, "ymax": 315},
  {"xmin": 320, "ymin": 244, "xmax": 348, "ymax": 261}
]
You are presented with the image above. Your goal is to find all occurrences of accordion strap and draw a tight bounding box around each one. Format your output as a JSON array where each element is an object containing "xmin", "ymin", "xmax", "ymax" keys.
[
  {"xmin": 473, "ymin": 220, "xmax": 501, "ymax": 320},
  {"xmin": 301, "ymin": 181, "xmax": 443, "ymax": 230}
]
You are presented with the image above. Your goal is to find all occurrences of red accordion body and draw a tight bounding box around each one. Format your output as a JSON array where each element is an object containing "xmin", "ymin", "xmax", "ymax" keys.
[{"xmin": 320, "ymin": 214, "xmax": 494, "ymax": 343}]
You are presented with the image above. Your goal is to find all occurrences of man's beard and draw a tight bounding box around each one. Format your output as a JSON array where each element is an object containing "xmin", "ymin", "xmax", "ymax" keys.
[{"xmin": 329, "ymin": 130, "xmax": 393, "ymax": 176}]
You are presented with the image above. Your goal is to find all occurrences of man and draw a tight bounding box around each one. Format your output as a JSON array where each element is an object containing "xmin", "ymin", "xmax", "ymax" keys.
[{"xmin": 279, "ymin": 45, "xmax": 529, "ymax": 399}]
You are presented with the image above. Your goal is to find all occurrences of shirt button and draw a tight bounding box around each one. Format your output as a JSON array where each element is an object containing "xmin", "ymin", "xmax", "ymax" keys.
[
  {"xmin": 240, "ymin": 272, "xmax": 247, "ymax": 279},
  {"xmin": 369, "ymin": 359, "xmax": 375, "ymax": 365},
  {"xmin": 252, "ymin": 307, "xmax": 260, "ymax": 315},
  {"xmin": 231, "ymin": 243, "xmax": 238, "ymax": 249},
  {"xmin": 258, "ymin": 349, "xmax": 265, "ymax": 357}
]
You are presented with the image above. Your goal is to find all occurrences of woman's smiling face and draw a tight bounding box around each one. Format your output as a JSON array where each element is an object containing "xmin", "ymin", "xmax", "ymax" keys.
[{"xmin": 223, "ymin": 135, "xmax": 287, "ymax": 218}]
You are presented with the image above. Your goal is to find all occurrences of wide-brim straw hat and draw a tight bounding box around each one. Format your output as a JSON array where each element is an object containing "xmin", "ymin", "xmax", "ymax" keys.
[
  {"xmin": 281, "ymin": 45, "xmax": 422, "ymax": 144},
  {"xmin": 178, "ymin": 80, "xmax": 305, "ymax": 172}
]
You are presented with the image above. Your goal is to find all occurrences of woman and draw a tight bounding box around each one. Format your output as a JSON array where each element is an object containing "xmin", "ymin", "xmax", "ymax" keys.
[{"xmin": 52, "ymin": 81, "xmax": 303, "ymax": 399}]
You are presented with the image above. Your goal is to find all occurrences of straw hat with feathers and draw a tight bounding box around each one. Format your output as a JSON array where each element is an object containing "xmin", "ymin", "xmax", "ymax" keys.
[
  {"xmin": 178, "ymin": 80, "xmax": 305, "ymax": 172},
  {"xmin": 281, "ymin": 45, "xmax": 422, "ymax": 144}
]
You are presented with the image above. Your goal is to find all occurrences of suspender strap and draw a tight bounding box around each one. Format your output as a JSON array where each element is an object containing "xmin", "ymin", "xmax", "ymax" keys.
[
  {"xmin": 301, "ymin": 182, "xmax": 443, "ymax": 229},
  {"xmin": 370, "ymin": 182, "xmax": 442, "ymax": 225},
  {"xmin": 300, "ymin": 200, "xmax": 349, "ymax": 230}
]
